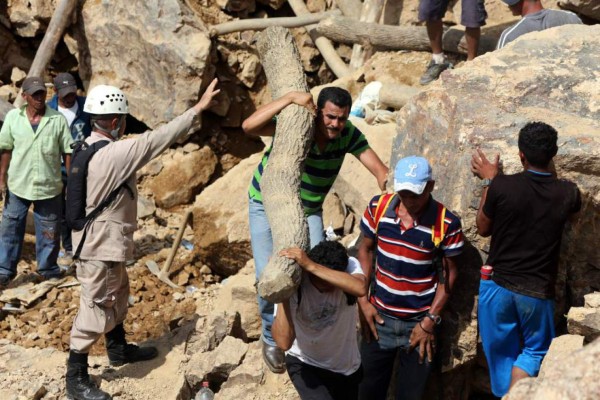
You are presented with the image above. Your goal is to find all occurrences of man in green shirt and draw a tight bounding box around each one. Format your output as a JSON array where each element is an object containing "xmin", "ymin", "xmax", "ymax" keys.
[
  {"xmin": 243, "ymin": 86, "xmax": 389, "ymax": 373},
  {"xmin": 0, "ymin": 76, "xmax": 73, "ymax": 287}
]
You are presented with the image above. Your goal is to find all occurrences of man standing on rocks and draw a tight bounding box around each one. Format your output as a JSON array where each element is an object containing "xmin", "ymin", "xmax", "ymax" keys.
[
  {"xmin": 66, "ymin": 79, "xmax": 220, "ymax": 400},
  {"xmin": 242, "ymin": 86, "xmax": 389, "ymax": 374},
  {"xmin": 273, "ymin": 241, "xmax": 366, "ymax": 400},
  {"xmin": 471, "ymin": 122, "xmax": 581, "ymax": 396},
  {"xmin": 47, "ymin": 72, "xmax": 92, "ymax": 268},
  {"xmin": 497, "ymin": 0, "xmax": 581, "ymax": 49},
  {"xmin": 0, "ymin": 76, "xmax": 73, "ymax": 288},
  {"xmin": 357, "ymin": 156, "xmax": 464, "ymax": 400},
  {"xmin": 418, "ymin": 0, "xmax": 487, "ymax": 85}
]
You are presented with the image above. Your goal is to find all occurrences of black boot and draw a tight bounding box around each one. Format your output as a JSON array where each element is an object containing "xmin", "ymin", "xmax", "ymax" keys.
[
  {"xmin": 65, "ymin": 351, "xmax": 112, "ymax": 400},
  {"xmin": 105, "ymin": 323, "xmax": 158, "ymax": 367}
]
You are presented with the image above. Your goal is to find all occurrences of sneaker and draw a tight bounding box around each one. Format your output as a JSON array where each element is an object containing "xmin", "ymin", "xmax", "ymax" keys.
[
  {"xmin": 419, "ymin": 60, "xmax": 453, "ymax": 85},
  {"xmin": 58, "ymin": 251, "xmax": 74, "ymax": 267}
]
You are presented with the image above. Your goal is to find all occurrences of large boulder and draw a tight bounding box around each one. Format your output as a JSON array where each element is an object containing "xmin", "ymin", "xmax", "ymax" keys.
[
  {"xmin": 559, "ymin": 0, "xmax": 600, "ymax": 22},
  {"xmin": 148, "ymin": 146, "xmax": 218, "ymax": 209},
  {"xmin": 505, "ymin": 338, "xmax": 600, "ymax": 399},
  {"xmin": 391, "ymin": 23, "xmax": 600, "ymax": 380},
  {"xmin": 74, "ymin": 0, "xmax": 212, "ymax": 128}
]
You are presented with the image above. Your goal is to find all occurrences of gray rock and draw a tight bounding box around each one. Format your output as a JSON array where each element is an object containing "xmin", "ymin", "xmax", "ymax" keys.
[
  {"xmin": 538, "ymin": 334, "xmax": 584, "ymax": 379},
  {"xmin": 137, "ymin": 196, "xmax": 156, "ymax": 219},
  {"xmin": 567, "ymin": 307, "xmax": 600, "ymax": 343},
  {"xmin": 185, "ymin": 336, "xmax": 249, "ymax": 387},
  {"xmin": 584, "ymin": 292, "xmax": 600, "ymax": 309},
  {"xmin": 186, "ymin": 311, "xmax": 241, "ymax": 355},
  {"xmin": 76, "ymin": 1, "xmax": 212, "ymax": 128},
  {"xmin": 391, "ymin": 24, "xmax": 600, "ymax": 373}
]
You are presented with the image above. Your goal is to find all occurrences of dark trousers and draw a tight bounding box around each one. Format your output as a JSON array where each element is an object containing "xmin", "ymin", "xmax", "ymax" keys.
[
  {"xmin": 286, "ymin": 354, "xmax": 363, "ymax": 400},
  {"xmin": 60, "ymin": 178, "xmax": 72, "ymax": 252},
  {"xmin": 358, "ymin": 314, "xmax": 433, "ymax": 400}
]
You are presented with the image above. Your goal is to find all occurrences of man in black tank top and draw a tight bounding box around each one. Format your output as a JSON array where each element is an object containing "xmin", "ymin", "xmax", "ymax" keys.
[{"xmin": 471, "ymin": 122, "xmax": 581, "ymax": 396}]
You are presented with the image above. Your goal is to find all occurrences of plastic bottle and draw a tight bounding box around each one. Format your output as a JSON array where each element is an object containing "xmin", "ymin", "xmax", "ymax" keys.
[{"xmin": 194, "ymin": 381, "xmax": 214, "ymax": 400}]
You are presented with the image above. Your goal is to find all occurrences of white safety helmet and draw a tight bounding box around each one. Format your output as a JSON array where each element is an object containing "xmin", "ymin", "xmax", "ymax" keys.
[{"xmin": 84, "ymin": 84, "xmax": 129, "ymax": 115}]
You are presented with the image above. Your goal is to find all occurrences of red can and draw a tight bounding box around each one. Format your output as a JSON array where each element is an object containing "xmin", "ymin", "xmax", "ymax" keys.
[{"xmin": 480, "ymin": 265, "xmax": 493, "ymax": 280}]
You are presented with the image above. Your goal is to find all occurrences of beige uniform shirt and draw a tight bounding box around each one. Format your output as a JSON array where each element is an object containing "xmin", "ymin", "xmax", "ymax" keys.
[{"xmin": 72, "ymin": 108, "xmax": 197, "ymax": 261}]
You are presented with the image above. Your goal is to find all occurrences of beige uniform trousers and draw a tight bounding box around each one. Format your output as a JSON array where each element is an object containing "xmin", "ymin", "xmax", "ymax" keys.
[{"xmin": 70, "ymin": 260, "xmax": 129, "ymax": 353}]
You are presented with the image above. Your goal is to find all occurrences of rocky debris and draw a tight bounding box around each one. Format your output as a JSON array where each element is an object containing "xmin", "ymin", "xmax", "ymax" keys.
[
  {"xmin": 185, "ymin": 335, "xmax": 249, "ymax": 388},
  {"xmin": 212, "ymin": 261, "xmax": 261, "ymax": 340},
  {"xmin": 505, "ymin": 338, "xmax": 600, "ymax": 400},
  {"xmin": 137, "ymin": 195, "xmax": 157, "ymax": 219},
  {"xmin": 567, "ymin": 292, "xmax": 600, "ymax": 343},
  {"xmin": 0, "ymin": 98, "xmax": 15, "ymax": 122},
  {"xmin": 559, "ymin": 0, "xmax": 600, "ymax": 22},
  {"xmin": 148, "ymin": 146, "xmax": 218, "ymax": 209},
  {"xmin": 73, "ymin": 1, "xmax": 212, "ymax": 128},
  {"xmin": 6, "ymin": 0, "xmax": 55, "ymax": 37},
  {"xmin": 322, "ymin": 191, "xmax": 347, "ymax": 233},
  {"xmin": 191, "ymin": 152, "xmax": 262, "ymax": 276},
  {"xmin": 538, "ymin": 334, "xmax": 584, "ymax": 379},
  {"xmin": 390, "ymin": 24, "xmax": 600, "ymax": 379}
]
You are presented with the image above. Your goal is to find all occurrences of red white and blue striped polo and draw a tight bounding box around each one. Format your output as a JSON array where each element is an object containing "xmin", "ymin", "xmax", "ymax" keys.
[{"xmin": 360, "ymin": 194, "xmax": 464, "ymax": 319}]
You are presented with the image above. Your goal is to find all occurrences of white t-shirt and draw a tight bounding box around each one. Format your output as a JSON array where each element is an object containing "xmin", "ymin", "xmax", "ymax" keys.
[
  {"xmin": 282, "ymin": 256, "xmax": 364, "ymax": 375},
  {"xmin": 58, "ymin": 102, "xmax": 78, "ymax": 127}
]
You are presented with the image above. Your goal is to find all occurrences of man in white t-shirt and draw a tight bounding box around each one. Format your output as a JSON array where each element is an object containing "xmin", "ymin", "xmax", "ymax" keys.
[{"xmin": 273, "ymin": 240, "xmax": 367, "ymax": 400}]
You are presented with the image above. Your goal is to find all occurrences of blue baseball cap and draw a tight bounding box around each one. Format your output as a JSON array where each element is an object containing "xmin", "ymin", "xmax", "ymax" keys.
[
  {"xmin": 502, "ymin": 0, "xmax": 521, "ymax": 6},
  {"xmin": 393, "ymin": 156, "xmax": 432, "ymax": 194}
]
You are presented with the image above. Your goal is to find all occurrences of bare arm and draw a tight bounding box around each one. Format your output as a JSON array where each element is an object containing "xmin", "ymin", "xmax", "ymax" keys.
[
  {"xmin": 356, "ymin": 235, "xmax": 384, "ymax": 342},
  {"xmin": 0, "ymin": 150, "xmax": 11, "ymax": 186},
  {"xmin": 272, "ymin": 299, "xmax": 296, "ymax": 351},
  {"xmin": 279, "ymin": 247, "xmax": 367, "ymax": 297},
  {"xmin": 409, "ymin": 255, "xmax": 459, "ymax": 363},
  {"xmin": 63, "ymin": 154, "xmax": 71, "ymax": 176},
  {"xmin": 357, "ymin": 148, "xmax": 389, "ymax": 191},
  {"xmin": 241, "ymin": 91, "xmax": 316, "ymax": 137},
  {"xmin": 471, "ymin": 148, "xmax": 499, "ymax": 237}
]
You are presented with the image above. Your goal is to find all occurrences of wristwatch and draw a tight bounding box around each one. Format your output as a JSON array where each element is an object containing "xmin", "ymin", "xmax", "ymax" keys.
[
  {"xmin": 425, "ymin": 312, "xmax": 442, "ymax": 325},
  {"xmin": 481, "ymin": 178, "xmax": 493, "ymax": 187}
]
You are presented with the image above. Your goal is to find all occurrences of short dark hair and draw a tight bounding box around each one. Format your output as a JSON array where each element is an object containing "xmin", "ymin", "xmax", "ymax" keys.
[
  {"xmin": 316, "ymin": 87, "xmax": 352, "ymax": 110},
  {"xmin": 308, "ymin": 240, "xmax": 356, "ymax": 305},
  {"xmin": 308, "ymin": 240, "xmax": 349, "ymax": 272},
  {"xmin": 518, "ymin": 122, "xmax": 558, "ymax": 168}
]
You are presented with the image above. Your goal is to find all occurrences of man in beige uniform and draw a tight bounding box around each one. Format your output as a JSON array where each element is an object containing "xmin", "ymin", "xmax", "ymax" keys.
[{"xmin": 66, "ymin": 79, "xmax": 220, "ymax": 400}]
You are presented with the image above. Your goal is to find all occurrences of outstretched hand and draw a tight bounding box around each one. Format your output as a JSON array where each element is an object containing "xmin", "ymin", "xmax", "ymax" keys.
[
  {"xmin": 471, "ymin": 148, "xmax": 500, "ymax": 180},
  {"xmin": 194, "ymin": 78, "xmax": 220, "ymax": 114}
]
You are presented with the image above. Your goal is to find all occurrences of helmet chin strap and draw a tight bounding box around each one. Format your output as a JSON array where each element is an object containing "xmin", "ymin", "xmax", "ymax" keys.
[{"xmin": 93, "ymin": 116, "xmax": 124, "ymax": 140}]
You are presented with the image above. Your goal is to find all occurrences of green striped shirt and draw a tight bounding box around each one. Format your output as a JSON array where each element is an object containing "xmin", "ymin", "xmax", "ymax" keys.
[{"xmin": 248, "ymin": 120, "xmax": 370, "ymax": 215}]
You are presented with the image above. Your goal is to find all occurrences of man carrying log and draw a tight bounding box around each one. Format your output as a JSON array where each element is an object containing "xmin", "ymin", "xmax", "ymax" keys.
[
  {"xmin": 419, "ymin": 0, "xmax": 487, "ymax": 85},
  {"xmin": 357, "ymin": 156, "xmax": 464, "ymax": 400},
  {"xmin": 65, "ymin": 79, "xmax": 219, "ymax": 400},
  {"xmin": 243, "ymin": 86, "xmax": 388, "ymax": 373},
  {"xmin": 471, "ymin": 122, "xmax": 581, "ymax": 396},
  {"xmin": 273, "ymin": 240, "xmax": 366, "ymax": 399},
  {"xmin": 496, "ymin": 0, "xmax": 581, "ymax": 49}
]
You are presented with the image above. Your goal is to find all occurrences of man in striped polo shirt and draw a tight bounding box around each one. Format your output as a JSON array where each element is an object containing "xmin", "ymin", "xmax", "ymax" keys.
[
  {"xmin": 357, "ymin": 156, "xmax": 464, "ymax": 400},
  {"xmin": 243, "ymin": 87, "xmax": 389, "ymax": 373}
]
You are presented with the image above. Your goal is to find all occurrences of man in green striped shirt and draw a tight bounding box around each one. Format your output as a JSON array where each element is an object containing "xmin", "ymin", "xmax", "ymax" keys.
[{"xmin": 243, "ymin": 87, "xmax": 388, "ymax": 374}]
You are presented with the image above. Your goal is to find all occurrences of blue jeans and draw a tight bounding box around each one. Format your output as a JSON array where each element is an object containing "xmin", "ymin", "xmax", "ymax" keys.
[
  {"xmin": 248, "ymin": 199, "xmax": 324, "ymax": 346},
  {"xmin": 478, "ymin": 279, "xmax": 555, "ymax": 397},
  {"xmin": 0, "ymin": 190, "xmax": 62, "ymax": 279},
  {"xmin": 358, "ymin": 313, "xmax": 433, "ymax": 400}
]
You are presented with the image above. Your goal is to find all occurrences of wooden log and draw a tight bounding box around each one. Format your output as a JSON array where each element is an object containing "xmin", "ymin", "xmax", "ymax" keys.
[
  {"xmin": 13, "ymin": 0, "xmax": 79, "ymax": 108},
  {"xmin": 317, "ymin": 16, "xmax": 497, "ymax": 55},
  {"xmin": 288, "ymin": 0, "xmax": 351, "ymax": 78},
  {"xmin": 378, "ymin": 83, "xmax": 421, "ymax": 110},
  {"xmin": 256, "ymin": 26, "xmax": 314, "ymax": 303},
  {"xmin": 209, "ymin": 10, "xmax": 341, "ymax": 37},
  {"xmin": 350, "ymin": 0, "xmax": 385, "ymax": 70},
  {"xmin": 333, "ymin": 0, "xmax": 362, "ymax": 19}
]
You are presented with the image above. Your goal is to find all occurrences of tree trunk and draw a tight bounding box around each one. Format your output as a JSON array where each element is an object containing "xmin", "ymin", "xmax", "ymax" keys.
[
  {"xmin": 256, "ymin": 26, "xmax": 314, "ymax": 303},
  {"xmin": 333, "ymin": 0, "xmax": 363, "ymax": 19},
  {"xmin": 379, "ymin": 83, "xmax": 421, "ymax": 110},
  {"xmin": 350, "ymin": 0, "xmax": 385, "ymax": 70},
  {"xmin": 14, "ymin": 0, "xmax": 79, "ymax": 108},
  {"xmin": 209, "ymin": 10, "xmax": 341, "ymax": 37},
  {"xmin": 288, "ymin": 0, "xmax": 351, "ymax": 78},
  {"xmin": 317, "ymin": 16, "xmax": 497, "ymax": 55}
]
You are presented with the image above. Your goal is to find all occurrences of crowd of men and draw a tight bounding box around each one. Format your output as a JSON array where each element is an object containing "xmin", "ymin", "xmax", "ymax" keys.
[{"xmin": 0, "ymin": 1, "xmax": 585, "ymax": 399}]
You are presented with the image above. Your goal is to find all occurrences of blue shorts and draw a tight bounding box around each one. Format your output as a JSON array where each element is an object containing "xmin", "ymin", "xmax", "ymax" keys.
[
  {"xmin": 478, "ymin": 279, "xmax": 555, "ymax": 397},
  {"xmin": 418, "ymin": 0, "xmax": 487, "ymax": 28}
]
